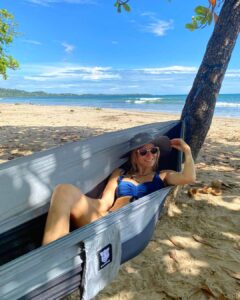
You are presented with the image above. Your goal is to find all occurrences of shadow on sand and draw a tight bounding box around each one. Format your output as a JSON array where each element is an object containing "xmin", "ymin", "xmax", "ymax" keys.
[{"xmin": 0, "ymin": 125, "xmax": 108, "ymax": 162}]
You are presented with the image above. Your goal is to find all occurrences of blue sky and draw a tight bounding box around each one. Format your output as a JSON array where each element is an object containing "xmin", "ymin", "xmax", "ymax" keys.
[{"xmin": 1, "ymin": 0, "xmax": 240, "ymax": 95}]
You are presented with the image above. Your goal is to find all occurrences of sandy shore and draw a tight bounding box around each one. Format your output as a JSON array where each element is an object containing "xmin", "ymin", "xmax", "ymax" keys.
[{"xmin": 1, "ymin": 103, "xmax": 240, "ymax": 299}]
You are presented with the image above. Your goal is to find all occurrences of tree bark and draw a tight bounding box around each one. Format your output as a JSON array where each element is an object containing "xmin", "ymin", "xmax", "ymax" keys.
[{"xmin": 181, "ymin": 0, "xmax": 240, "ymax": 160}]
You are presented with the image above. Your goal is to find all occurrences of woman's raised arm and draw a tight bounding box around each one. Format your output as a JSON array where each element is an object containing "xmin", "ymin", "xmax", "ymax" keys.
[{"xmin": 165, "ymin": 138, "xmax": 196, "ymax": 186}]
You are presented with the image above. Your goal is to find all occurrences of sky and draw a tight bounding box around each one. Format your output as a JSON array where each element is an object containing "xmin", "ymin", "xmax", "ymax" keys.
[{"xmin": 0, "ymin": 0, "xmax": 239, "ymax": 95}]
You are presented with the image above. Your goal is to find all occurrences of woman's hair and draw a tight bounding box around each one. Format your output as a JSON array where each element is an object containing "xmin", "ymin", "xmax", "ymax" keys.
[{"xmin": 128, "ymin": 146, "xmax": 160, "ymax": 174}]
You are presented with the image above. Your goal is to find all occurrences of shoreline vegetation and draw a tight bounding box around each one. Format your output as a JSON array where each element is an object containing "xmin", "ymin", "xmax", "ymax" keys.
[
  {"xmin": 0, "ymin": 88, "xmax": 154, "ymax": 98},
  {"xmin": 1, "ymin": 103, "xmax": 240, "ymax": 299},
  {"xmin": 0, "ymin": 87, "xmax": 239, "ymax": 98}
]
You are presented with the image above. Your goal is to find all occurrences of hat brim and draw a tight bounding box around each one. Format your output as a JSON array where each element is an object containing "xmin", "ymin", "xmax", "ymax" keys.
[
  {"xmin": 121, "ymin": 134, "xmax": 172, "ymax": 158},
  {"xmin": 153, "ymin": 135, "xmax": 172, "ymax": 156}
]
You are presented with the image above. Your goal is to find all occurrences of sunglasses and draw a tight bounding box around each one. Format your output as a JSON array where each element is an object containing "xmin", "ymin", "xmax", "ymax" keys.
[{"xmin": 137, "ymin": 147, "xmax": 159, "ymax": 156}]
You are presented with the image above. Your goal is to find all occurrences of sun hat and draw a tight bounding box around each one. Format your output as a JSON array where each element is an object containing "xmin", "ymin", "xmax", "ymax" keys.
[{"xmin": 121, "ymin": 132, "xmax": 172, "ymax": 158}]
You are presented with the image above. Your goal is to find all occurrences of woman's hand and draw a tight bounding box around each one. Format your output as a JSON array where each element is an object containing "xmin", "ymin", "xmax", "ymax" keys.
[{"xmin": 170, "ymin": 138, "xmax": 191, "ymax": 153}]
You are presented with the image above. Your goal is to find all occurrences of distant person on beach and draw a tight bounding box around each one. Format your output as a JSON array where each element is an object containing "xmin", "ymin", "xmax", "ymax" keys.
[{"xmin": 42, "ymin": 133, "xmax": 196, "ymax": 245}]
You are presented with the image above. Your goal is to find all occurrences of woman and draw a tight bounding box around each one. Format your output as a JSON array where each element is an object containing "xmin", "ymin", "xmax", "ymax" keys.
[{"xmin": 42, "ymin": 133, "xmax": 196, "ymax": 245}]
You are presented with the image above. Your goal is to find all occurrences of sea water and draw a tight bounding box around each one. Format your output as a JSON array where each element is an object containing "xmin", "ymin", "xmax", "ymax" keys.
[{"xmin": 1, "ymin": 94, "xmax": 240, "ymax": 118}]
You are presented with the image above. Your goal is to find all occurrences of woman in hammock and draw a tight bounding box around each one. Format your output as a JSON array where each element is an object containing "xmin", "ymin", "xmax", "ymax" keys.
[{"xmin": 42, "ymin": 132, "xmax": 196, "ymax": 245}]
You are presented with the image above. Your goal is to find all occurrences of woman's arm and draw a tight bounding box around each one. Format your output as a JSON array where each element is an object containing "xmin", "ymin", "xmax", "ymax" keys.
[
  {"xmin": 165, "ymin": 138, "xmax": 196, "ymax": 186},
  {"xmin": 99, "ymin": 168, "xmax": 121, "ymax": 211},
  {"xmin": 108, "ymin": 197, "xmax": 131, "ymax": 212}
]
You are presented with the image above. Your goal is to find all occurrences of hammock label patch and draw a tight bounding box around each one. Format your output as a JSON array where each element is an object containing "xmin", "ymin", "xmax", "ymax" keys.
[{"xmin": 98, "ymin": 244, "xmax": 112, "ymax": 270}]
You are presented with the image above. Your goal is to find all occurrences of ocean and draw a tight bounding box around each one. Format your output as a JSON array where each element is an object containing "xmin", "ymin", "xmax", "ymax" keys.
[{"xmin": 1, "ymin": 94, "xmax": 240, "ymax": 118}]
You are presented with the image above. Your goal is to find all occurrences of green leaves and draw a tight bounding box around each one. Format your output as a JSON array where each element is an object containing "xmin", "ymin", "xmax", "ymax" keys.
[
  {"xmin": 114, "ymin": 1, "xmax": 121, "ymax": 13},
  {"xmin": 195, "ymin": 5, "xmax": 209, "ymax": 15},
  {"xmin": 114, "ymin": 1, "xmax": 131, "ymax": 13},
  {"xmin": 113, "ymin": 0, "xmax": 221, "ymax": 31},
  {"xmin": 0, "ymin": 9, "xmax": 18, "ymax": 79},
  {"xmin": 185, "ymin": 23, "xmax": 197, "ymax": 32},
  {"xmin": 186, "ymin": 4, "xmax": 216, "ymax": 31},
  {"xmin": 123, "ymin": 3, "xmax": 131, "ymax": 12}
]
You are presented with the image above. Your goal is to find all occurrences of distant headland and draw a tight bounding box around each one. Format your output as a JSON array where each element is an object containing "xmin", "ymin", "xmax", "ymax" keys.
[{"xmin": 0, "ymin": 88, "xmax": 152, "ymax": 98}]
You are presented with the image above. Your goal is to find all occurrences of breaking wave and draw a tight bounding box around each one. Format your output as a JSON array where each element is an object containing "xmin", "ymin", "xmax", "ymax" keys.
[
  {"xmin": 216, "ymin": 102, "xmax": 240, "ymax": 108},
  {"xmin": 126, "ymin": 97, "xmax": 163, "ymax": 104}
]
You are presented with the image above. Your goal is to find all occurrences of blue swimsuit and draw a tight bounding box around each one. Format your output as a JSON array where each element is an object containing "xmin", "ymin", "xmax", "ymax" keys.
[{"xmin": 116, "ymin": 172, "xmax": 165, "ymax": 202}]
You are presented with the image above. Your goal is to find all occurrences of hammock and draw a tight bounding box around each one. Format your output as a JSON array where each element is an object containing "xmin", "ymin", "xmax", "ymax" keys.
[{"xmin": 0, "ymin": 120, "xmax": 184, "ymax": 300}]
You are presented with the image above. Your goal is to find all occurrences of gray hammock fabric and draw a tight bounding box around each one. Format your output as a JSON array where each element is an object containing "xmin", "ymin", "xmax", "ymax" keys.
[{"xmin": 0, "ymin": 120, "xmax": 184, "ymax": 300}]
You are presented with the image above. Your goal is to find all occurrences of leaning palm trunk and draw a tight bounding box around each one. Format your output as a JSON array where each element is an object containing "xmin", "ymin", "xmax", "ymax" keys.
[{"xmin": 181, "ymin": 0, "xmax": 240, "ymax": 160}]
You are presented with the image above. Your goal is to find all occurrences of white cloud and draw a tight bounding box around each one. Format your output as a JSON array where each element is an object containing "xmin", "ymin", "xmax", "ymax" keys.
[
  {"xmin": 24, "ymin": 76, "xmax": 47, "ymax": 81},
  {"xmin": 3, "ymin": 63, "xmax": 240, "ymax": 94},
  {"xmin": 145, "ymin": 19, "xmax": 174, "ymax": 36},
  {"xmin": 139, "ymin": 66, "xmax": 198, "ymax": 75},
  {"xmin": 140, "ymin": 12, "xmax": 156, "ymax": 18},
  {"xmin": 109, "ymin": 85, "xmax": 139, "ymax": 91},
  {"xmin": 62, "ymin": 42, "xmax": 75, "ymax": 54},
  {"xmin": 26, "ymin": 0, "xmax": 96, "ymax": 6},
  {"xmin": 22, "ymin": 39, "xmax": 42, "ymax": 45},
  {"xmin": 225, "ymin": 69, "xmax": 240, "ymax": 78},
  {"xmin": 24, "ymin": 65, "xmax": 121, "ymax": 81}
]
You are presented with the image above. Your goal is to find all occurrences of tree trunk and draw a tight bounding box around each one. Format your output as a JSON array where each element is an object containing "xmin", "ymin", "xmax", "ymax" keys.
[{"xmin": 181, "ymin": 0, "xmax": 240, "ymax": 160}]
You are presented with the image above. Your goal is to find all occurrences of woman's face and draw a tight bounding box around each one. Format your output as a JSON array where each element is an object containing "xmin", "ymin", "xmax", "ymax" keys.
[{"xmin": 134, "ymin": 143, "xmax": 159, "ymax": 169}]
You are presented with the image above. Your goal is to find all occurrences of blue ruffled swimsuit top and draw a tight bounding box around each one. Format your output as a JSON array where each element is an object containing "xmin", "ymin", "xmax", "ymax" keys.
[{"xmin": 116, "ymin": 172, "xmax": 165, "ymax": 201}]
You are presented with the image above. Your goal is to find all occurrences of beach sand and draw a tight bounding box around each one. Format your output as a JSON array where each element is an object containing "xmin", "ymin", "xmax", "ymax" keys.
[{"xmin": 0, "ymin": 104, "xmax": 240, "ymax": 300}]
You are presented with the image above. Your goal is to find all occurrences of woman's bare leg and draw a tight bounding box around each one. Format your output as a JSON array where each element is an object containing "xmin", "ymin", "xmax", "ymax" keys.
[
  {"xmin": 42, "ymin": 184, "xmax": 107, "ymax": 245},
  {"xmin": 42, "ymin": 184, "xmax": 82, "ymax": 245}
]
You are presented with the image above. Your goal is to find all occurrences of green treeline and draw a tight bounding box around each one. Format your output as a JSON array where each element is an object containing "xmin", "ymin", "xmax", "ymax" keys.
[
  {"xmin": 0, "ymin": 88, "xmax": 79, "ymax": 98},
  {"xmin": 0, "ymin": 88, "xmax": 152, "ymax": 98}
]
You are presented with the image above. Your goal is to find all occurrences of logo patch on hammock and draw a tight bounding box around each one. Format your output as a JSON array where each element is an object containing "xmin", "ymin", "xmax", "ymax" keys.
[{"xmin": 98, "ymin": 244, "xmax": 112, "ymax": 270}]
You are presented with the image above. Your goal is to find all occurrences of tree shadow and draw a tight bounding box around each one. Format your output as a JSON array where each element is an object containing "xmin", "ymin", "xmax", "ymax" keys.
[{"xmin": 0, "ymin": 125, "xmax": 107, "ymax": 162}]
